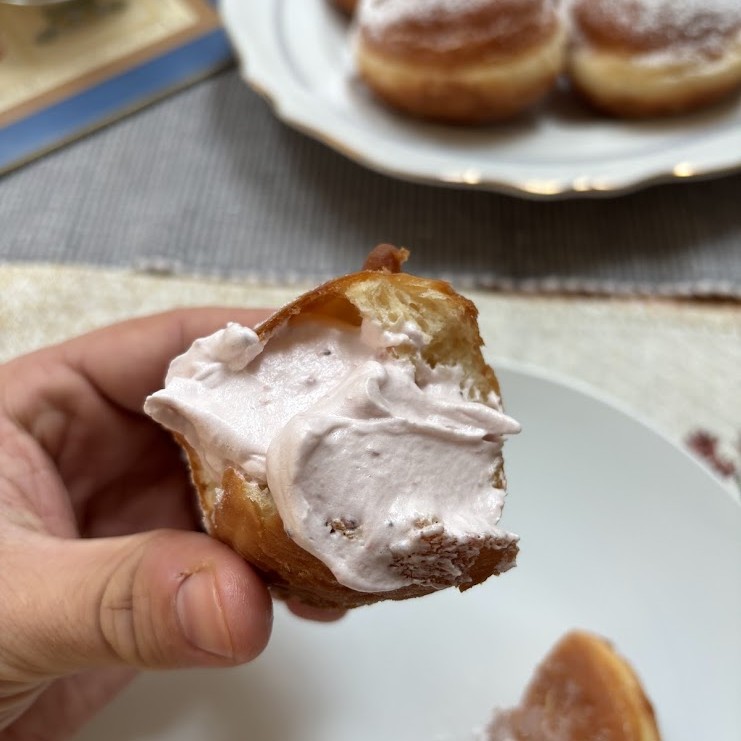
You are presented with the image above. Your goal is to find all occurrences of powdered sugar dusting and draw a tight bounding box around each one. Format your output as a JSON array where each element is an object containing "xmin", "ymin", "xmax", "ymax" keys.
[
  {"xmin": 572, "ymin": 0, "xmax": 741, "ymax": 45},
  {"xmin": 484, "ymin": 688, "xmax": 599, "ymax": 741},
  {"xmin": 599, "ymin": 0, "xmax": 740, "ymax": 31},
  {"xmin": 359, "ymin": 0, "xmax": 506, "ymax": 31},
  {"xmin": 568, "ymin": 0, "xmax": 741, "ymax": 66}
]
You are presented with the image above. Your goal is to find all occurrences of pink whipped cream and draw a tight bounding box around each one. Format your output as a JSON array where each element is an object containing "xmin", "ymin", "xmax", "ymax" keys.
[{"xmin": 144, "ymin": 315, "xmax": 520, "ymax": 593}]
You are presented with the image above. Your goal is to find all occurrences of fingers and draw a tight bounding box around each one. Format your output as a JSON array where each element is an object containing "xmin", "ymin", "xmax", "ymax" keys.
[
  {"xmin": 2, "ymin": 530, "xmax": 273, "ymax": 679},
  {"xmin": 60, "ymin": 307, "xmax": 273, "ymax": 413},
  {"xmin": 285, "ymin": 600, "xmax": 347, "ymax": 623},
  {"xmin": 1, "ymin": 667, "xmax": 136, "ymax": 741}
]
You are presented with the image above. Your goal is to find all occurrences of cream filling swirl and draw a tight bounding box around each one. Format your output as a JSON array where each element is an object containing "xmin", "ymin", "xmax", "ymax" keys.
[{"xmin": 144, "ymin": 316, "xmax": 520, "ymax": 593}]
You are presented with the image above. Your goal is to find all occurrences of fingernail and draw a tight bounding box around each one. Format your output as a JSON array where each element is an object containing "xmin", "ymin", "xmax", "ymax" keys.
[{"xmin": 176, "ymin": 569, "xmax": 234, "ymax": 659}]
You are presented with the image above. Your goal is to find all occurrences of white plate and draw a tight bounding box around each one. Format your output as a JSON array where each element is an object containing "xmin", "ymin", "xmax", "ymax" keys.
[
  {"xmin": 74, "ymin": 362, "xmax": 740, "ymax": 741},
  {"xmin": 220, "ymin": 0, "xmax": 741, "ymax": 199}
]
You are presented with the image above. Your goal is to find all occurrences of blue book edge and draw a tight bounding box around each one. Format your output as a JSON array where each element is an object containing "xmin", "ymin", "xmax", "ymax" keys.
[{"xmin": 0, "ymin": 24, "xmax": 233, "ymax": 175}]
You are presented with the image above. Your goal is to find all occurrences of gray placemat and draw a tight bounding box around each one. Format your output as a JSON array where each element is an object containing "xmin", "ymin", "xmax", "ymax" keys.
[{"xmin": 1, "ymin": 69, "xmax": 740, "ymax": 296}]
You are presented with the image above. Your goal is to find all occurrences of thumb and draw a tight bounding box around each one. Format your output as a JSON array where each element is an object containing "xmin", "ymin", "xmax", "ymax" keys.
[{"xmin": 4, "ymin": 530, "xmax": 273, "ymax": 679}]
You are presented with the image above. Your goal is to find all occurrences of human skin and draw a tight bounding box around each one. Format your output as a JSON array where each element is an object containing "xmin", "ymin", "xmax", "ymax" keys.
[{"xmin": 0, "ymin": 308, "xmax": 342, "ymax": 740}]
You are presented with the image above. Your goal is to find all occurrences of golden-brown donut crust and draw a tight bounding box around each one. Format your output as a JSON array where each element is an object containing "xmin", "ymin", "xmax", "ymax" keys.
[{"xmin": 355, "ymin": 1, "xmax": 566, "ymax": 123}]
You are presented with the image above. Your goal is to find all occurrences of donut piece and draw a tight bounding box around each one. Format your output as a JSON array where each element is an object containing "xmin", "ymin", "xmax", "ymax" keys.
[
  {"xmin": 568, "ymin": 0, "xmax": 741, "ymax": 117},
  {"xmin": 354, "ymin": 0, "xmax": 567, "ymax": 124},
  {"xmin": 487, "ymin": 631, "xmax": 662, "ymax": 741},
  {"xmin": 145, "ymin": 247, "xmax": 520, "ymax": 610}
]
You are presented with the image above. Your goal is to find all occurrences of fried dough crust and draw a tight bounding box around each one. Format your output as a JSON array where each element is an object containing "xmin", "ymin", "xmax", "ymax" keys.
[{"xmin": 179, "ymin": 246, "xmax": 518, "ymax": 609}]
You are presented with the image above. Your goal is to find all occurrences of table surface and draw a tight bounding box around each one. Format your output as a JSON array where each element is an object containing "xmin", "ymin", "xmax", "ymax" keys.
[{"xmin": 1, "ymin": 68, "xmax": 740, "ymax": 298}]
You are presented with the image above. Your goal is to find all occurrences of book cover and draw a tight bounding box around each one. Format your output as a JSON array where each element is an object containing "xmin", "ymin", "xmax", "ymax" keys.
[{"xmin": 0, "ymin": 0, "xmax": 232, "ymax": 173}]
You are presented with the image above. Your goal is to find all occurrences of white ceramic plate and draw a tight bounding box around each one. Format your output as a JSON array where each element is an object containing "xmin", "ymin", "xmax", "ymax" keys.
[
  {"xmin": 220, "ymin": 0, "xmax": 741, "ymax": 199},
  {"xmin": 74, "ymin": 361, "xmax": 740, "ymax": 741}
]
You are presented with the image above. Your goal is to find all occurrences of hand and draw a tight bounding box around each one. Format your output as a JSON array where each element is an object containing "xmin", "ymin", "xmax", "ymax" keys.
[{"xmin": 0, "ymin": 309, "xmax": 340, "ymax": 740}]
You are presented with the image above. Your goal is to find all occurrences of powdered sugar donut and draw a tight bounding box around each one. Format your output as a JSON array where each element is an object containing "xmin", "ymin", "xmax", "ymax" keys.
[
  {"xmin": 486, "ymin": 632, "xmax": 661, "ymax": 741},
  {"xmin": 568, "ymin": 0, "xmax": 741, "ymax": 117},
  {"xmin": 354, "ymin": 0, "xmax": 566, "ymax": 124}
]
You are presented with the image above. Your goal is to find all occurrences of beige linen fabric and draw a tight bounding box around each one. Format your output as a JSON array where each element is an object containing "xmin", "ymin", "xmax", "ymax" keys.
[{"xmin": 1, "ymin": 263, "xmax": 738, "ymax": 497}]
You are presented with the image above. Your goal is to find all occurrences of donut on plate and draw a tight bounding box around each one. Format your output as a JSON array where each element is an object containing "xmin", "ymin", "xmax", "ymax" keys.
[
  {"xmin": 568, "ymin": 0, "xmax": 741, "ymax": 117},
  {"xmin": 354, "ymin": 0, "xmax": 567, "ymax": 124},
  {"xmin": 487, "ymin": 631, "xmax": 662, "ymax": 741}
]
